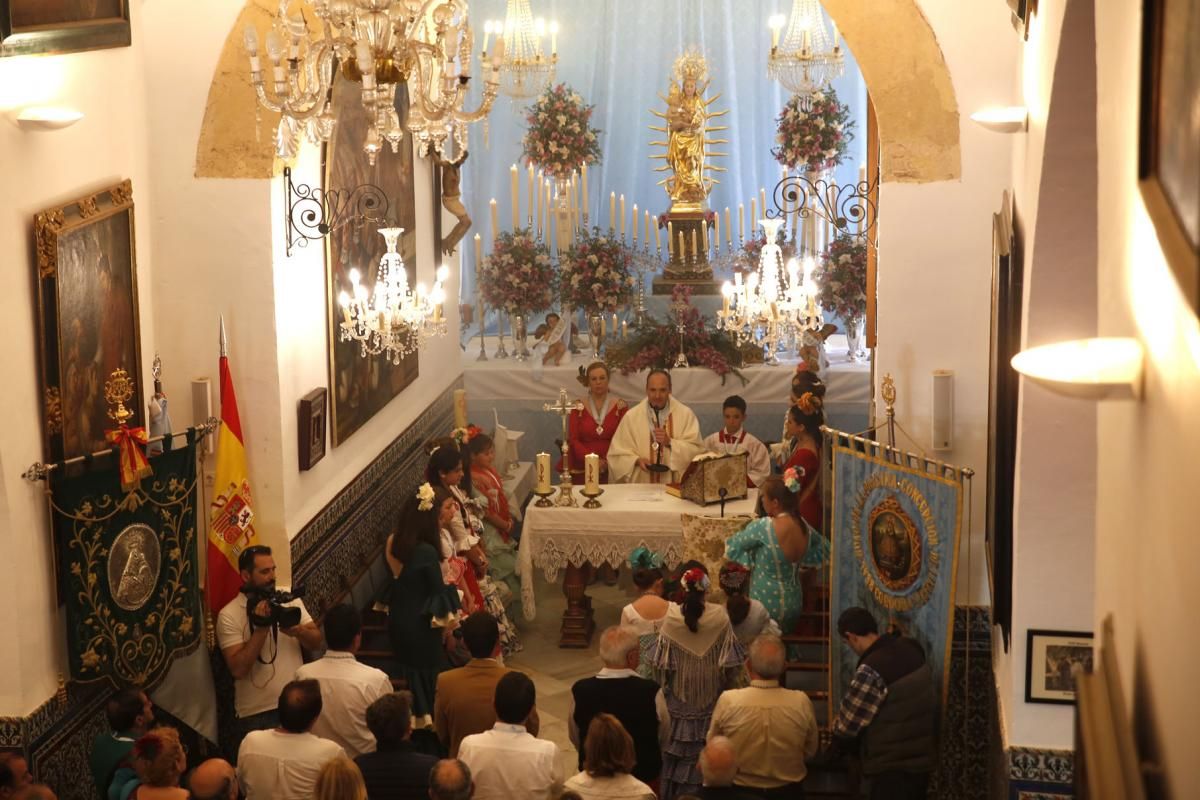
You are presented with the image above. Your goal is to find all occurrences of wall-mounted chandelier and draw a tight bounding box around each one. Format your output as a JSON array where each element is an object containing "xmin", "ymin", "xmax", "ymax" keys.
[
  {"xmin": 338, "ymin": 227, "xmax": 450, "ymax": 362},
  {"xmin": 486, "ymin": 0, "xmax": 558, "ymax": 99},
  {"xmin": 244, "ymin": 0, "xmax": 506, "ymax": 164},
  {"xmin": 767, "ymin": 0, "xmax": 844, "ymax": 102},
  {"xmin": 718, "ymin": 218, "xmax": 822, "ymax": 364}
]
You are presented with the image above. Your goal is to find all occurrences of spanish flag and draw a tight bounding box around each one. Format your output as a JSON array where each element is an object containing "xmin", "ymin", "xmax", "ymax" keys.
[{"xmin": 206, "ymin": 318, "xmax": 259, "ymax": 616}]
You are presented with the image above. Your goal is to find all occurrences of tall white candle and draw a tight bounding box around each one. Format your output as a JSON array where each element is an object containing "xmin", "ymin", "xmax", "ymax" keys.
[
  {"xmin": 750, "ymin": 198, "xmax": 757, "ymax": 232},
  {"xmin": 713, "ymin": 213, "xmax": 720, "ymax": 253},
  {"xmin": 738, "ymin": 204, "xmax": 745, "ymax": 240},
  {"xmin": 667, "ymin": 221, "xmax": 674, "ymax": 255},
  {"xmin": 581, "ymin": 162, "xmax": 589, "ymax": 217},
  {"xmin": 644, "ymin": 210, "xmax": 651, "ymax": 248},
  {"xmin": 490, "ymin": 198, "xmax": 498, "ymax": 240},
  {"xmin": 653, "ymin": 215, "xmax": 661, "ymax": 252},
  {"xmin": 760, "ymin": 188, "xmax": 767, "ymax": 218},
  {"xmin": 453, "ymin": 389, "xmax": 468, "ymax": 428},
  {"xmin": 584, "ymin": 453, "xmax": 600, "ymax": 492},
  {"xmin": 510, "ymin": 164, "xmax": 520, "ymax": 230},
  {"xmin": 632, "ymin": 204, "xmax": 639, "ymax": 242},
  {"xmin": 619, "ymin": 194, "xmax": 626, "ymax": 238},
  {"xmin": 536, "ymin": 452, "xmax": 552, "ymax": 493},
  {"xmin": 609, "ymin": 192, "xmax": 616, "ymax": 232},
  {"xmin": 527, "ymin": 163, "xmax": 535, "ymax": 223},
  {"xmin": 474, "ymin": 233, "xmax": 482, "ymax": 269},
  {"xmin": 725, "ymin": 207, "xmax": 732, "ymax": 245}
]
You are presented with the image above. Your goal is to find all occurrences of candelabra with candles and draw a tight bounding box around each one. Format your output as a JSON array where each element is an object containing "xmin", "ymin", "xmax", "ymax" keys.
[
  {"xmin": 767, "ymin": 0, "xmax": 845, "ymax": 105},
  {"xmin": 244, "ymin": 0, "xmax": 505, "ymax": 163},
  {"xmin": 338, "ymin": 227, "xmax": 450, "ymax": 363},
  {"xmin": 485, "ymin": 0, "xmax": 559, "ymax": 100}
]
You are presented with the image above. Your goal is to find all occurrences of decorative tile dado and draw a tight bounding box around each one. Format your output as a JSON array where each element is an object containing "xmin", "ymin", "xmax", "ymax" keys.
[
  {"xmin": 0, "ymin": 683, "xmax": 109, "ymax": 800},
  {"xmin": 931, "ymin": 605, "xmax": 993, "ymax": 799},
  {"xmin": 1010, "ymin": 746, "xmax": 1074, "ymax": 783},
  {"xmin": 291, "ymin": 380, "xmax": 461, "ymax": 616},
  {"xmin": 1017, "ymin": 792, "xmax": 1072, "ymax": 800}
]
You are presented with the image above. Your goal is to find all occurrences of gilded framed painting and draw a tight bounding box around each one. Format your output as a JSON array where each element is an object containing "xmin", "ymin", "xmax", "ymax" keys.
[
  {"xmin": 1138, "ymin": 0, "xmax": 1199, "ymax": 313},
  {"xmin": 324, "ymin": 75, "xmax": 418, "ymax": 446},
  {"xmin": 34, "ymin": 180, "xmax": 144, "ymax": 463},
  {"xmin": 1, "ymin": 0, "xmax": 131, "ymax": 57}
]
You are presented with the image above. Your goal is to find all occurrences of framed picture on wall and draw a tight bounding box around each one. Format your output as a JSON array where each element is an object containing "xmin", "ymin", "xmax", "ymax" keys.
[
  {"xmin": 1138, "ymin": 0, "xmax": 1199, "ymax": 314},
  {"xmin": 1025, "ymin": 629, "xmax": 1094, "ymax": 705},
  {"xmin": 1, "ymin": 0, "xmax": 131, "ymax": 57},
  {"xmin": 298, "ymin": 388, "xmax": 327, "ymax": 471},
  {"xmin": 34, "ymin": 180, "xmax": 144, "ymax": 463},
  {"xmin": 986, "ymin": 190, "xmax": 1023, "ymax": 652}
]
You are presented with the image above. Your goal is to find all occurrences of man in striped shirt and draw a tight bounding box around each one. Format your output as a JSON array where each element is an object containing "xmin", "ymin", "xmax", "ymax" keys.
[{"xmin": 831, "ymin": 607, "xmax": 936, "ymax": 800}]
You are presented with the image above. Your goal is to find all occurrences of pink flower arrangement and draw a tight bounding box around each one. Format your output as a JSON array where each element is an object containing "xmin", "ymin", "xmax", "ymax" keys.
[
  {"xmin": 521, "ymin": 83, "xmax": 602, "ymax": 179},
  {"xmin": 772, "ymin": 88, "xmax": 854, "ymax": 173},
  {"xmin": 561, "ymin": 230, "xmax": 636, "ymax": 313},
  {"xmin": 813, "ymin": 233, "xmax": 868, "ymax": 323},
  {"xmin": 605, "ymin": 285, "xmax": 759, "ymax": 383},
  {"xmin": 478, "ymin": 228, "xmax": 558, "ymax": 316}
]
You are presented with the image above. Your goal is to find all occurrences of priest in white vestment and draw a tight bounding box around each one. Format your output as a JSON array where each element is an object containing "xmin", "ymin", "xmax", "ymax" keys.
[{"xmin": 608, "ymin": 369, "xmax": 705, "ymax": 483}]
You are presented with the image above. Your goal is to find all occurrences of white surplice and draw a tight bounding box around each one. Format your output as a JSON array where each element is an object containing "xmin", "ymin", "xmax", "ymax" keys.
[
  {"xmin": 607, "ymin": 397, "xmax": 704, "ymax": 484},
  {"xmin": 703, "ymin": 429, "xmax": 772, "ymax": 487}
]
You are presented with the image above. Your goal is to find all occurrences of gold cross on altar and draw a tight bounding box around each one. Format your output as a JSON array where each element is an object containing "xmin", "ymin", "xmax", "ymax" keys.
[{"xmin": 543, "ymin": 388, "xmax": 583, "ymax": 506}]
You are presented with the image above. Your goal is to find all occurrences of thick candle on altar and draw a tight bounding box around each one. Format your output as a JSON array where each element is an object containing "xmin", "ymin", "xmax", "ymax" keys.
[
  {"xmin": 584, "ymin": 453, "xmax": 600, "ymax": 492},
  {"xmin": 536, "ymin": 452, "xmax": 552, "ymax": 493},
  {"xmin": 453, "ymin": 389, "xmax": 468, "ymax": 429}
]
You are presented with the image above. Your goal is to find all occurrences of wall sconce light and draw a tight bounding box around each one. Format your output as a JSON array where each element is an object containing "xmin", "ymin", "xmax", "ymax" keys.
[
  {"xmin": 13, "ymin": 106, "xmax": 84, "ymax": 130},
  {"xmin": 1011, "ymin": 337, "xmax": 1144, "ymax": 400},
  {"xmin": 970, "ymin": 106, "xmax": 1028, "ymax": 133}
]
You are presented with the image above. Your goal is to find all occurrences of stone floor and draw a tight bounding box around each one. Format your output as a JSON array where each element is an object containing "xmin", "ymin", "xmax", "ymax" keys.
[{"xmin": 506, "ymin": 569, "xmax": 637, "ymax": 780}]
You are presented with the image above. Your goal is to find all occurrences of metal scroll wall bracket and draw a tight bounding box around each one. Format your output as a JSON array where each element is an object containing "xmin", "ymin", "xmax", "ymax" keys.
[
  {"xmin": 283, "ymin": 166, "xmax": 391, "ymax": 257},
  {"xmin": 766, "ymin": 169, "xmax": 879, "ymax": 238}
]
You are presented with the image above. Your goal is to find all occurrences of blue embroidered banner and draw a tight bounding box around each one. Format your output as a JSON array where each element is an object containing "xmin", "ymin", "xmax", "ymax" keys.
[{"xmin": 828, "ymin": 436, "xmax": 964, "ymax": 719}]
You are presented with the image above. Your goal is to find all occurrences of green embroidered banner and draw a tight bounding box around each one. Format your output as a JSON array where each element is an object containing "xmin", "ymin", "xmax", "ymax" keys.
[{"xmin": 52, "ymin": 441, "xmax": 201, "ymax": 688}]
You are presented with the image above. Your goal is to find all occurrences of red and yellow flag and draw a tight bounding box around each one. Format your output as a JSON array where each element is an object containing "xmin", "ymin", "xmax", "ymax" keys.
[{"xmin": 206, "ymin": 320, "xmax": 258, "ymax": 615}]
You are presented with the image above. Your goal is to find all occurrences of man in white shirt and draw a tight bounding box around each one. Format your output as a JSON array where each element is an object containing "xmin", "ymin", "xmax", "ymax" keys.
[
  {"xmin": 217, "ymin": 545, "xmax": 323, "ymax": 755},
  {"xmin": 703, "ymin": 395, "xmax": 771, "ymax": 487},
  {"xmin": 294, "ymin": 603, "xmax": 393, "ymax": 757},
  {"xmin": 458, "ymin": 671, "xmax": 561, "ymax": 800},
  {"xmin": 608, "ymin": 369, "xmax": 705, "ymax": 484},
  {"xmin": 707, "ymin": 634, "xmax": 820, "ymax": 796},
  {"xmin": 236, "ymin": 679, "xmax": 343, "ymax": 800}
]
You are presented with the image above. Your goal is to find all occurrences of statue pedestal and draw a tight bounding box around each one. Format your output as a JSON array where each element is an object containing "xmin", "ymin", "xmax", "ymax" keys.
[{"xmin": 653, "ymin": 211, "xmax": 721, "ymax": 295}]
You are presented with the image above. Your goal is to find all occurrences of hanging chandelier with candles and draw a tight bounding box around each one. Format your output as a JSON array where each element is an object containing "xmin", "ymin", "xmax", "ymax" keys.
[
  {"xmin": 338, "ymin": 227, "xmax": 450, "ymax": 363},
  {"xmin": 767, "ymin": 0, "xmax": 844, "ymax": 102},
  {"xmin": 718, "ymin": 218, "xmax": 822, "ymax": 364},
  {"xmin": 244, "ymin": 0, "xmax": 506, "ymax": 164},
  {"xmin": 485, "ymin": 0, "xmax": 558, "ymax": 99}
]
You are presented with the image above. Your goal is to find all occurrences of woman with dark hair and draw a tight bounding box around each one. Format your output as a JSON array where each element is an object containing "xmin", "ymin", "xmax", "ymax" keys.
[
  {"xmin": 467, "ymin": 432, "xmax": 521, "ymax": 601},
  {"xmin": 779, "ymin": 392, "xmax": 825, "ymax": 529},
  {"xmin": 620, "ymin": 547, "xmax": 669, "ymax": 679},
  {"xmin": 651, "ymin": 565, "xmax": 744, "ymax": 800},
  {"xmin": 724, "ymin": 475, "xmax": 830, "ymax": 634},
  {"xmin": 563, "ymin": 714, "xmax": 655, "ymax": 799},
  {"xmin": 564, "ymin": 361, "xmax": 628, "ymax": 484},
  {"xmin": 718, "ymin": 562, "xmax": 781, "ymax": 646},
  {"xmin": 385, "ymin": 485, "xmax": 461, "ymax": 724},
  {"xmin": 432, "ymin": 486, "xmax": 482, "ymax": 614},
  {"xmin": 426, "ymin": 440, "xmax": 521, "ymax": 656}
]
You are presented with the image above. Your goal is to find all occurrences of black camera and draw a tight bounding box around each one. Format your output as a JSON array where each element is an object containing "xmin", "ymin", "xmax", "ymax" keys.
[{"xmin": 243, "ymin": 585, "xmax": 306, "ymax": 629}]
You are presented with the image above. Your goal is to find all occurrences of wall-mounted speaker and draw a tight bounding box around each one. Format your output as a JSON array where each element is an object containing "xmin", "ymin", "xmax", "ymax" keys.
[
  {"xmin": 191, "ymin": 378, "xmax": 214, "ymax": 455},
  {"xmin": 932, "ymin": 370, "xmax": 954, "ymax": 451}
]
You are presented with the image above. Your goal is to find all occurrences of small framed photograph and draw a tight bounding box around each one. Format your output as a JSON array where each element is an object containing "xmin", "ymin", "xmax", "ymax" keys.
[
  {"xmin": 1025, "ymin": 628, "xmax": 1094, "ymax": 705},
  {"xmin": 298, "ymin": 388, "xmax": 327, "ymax": 471}
]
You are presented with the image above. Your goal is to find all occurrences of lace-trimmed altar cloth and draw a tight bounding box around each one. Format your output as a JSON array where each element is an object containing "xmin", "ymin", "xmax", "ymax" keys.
[{"xmin": 516, "ymin": 483, "xmax": 757, "ymax": 619}]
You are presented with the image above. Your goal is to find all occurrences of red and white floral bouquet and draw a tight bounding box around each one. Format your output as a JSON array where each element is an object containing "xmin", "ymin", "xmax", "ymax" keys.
[
  {"xmin": 561, "ymin": 229, "xmax": 637, "ymax": 313},
  {"xmin": 813, "ymin": 233, "xmax": 868, "ymax": 323},
  {"xmin": 479, "ymin": 228, "xmax": 557, "ymax": 316},
  {"xmin": 772, "ymin": 87, "xmax": 854, "ymax": 173},
  {"xmin": 522, "ymin": 83, "xmax": 603, "ymax": 179}
]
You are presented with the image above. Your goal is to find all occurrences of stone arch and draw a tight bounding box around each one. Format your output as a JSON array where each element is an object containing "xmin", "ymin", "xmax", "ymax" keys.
[
  {"xmin": 196, "ymin": 0, "xmax": 961, "ymax": 183},
  {"xmin": 822, "ymin": 0, "xmax": 961, "ymax": 182}
]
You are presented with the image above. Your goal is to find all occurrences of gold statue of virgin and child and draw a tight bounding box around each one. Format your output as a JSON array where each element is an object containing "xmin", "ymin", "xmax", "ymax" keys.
[{"xmin": 650, "ymin": 48, "xmax": 728, "ymax": 289}]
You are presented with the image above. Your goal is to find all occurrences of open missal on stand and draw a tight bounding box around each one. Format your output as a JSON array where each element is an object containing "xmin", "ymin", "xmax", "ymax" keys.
[{"xmin": 665, "ymin": 451, "xmax": 750, "ymax": 505}]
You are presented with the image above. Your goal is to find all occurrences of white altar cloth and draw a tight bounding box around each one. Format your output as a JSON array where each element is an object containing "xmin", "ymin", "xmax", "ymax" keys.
[{"xmin": 517, "ymin": 483, "xmax": 758, "ymax": 619}]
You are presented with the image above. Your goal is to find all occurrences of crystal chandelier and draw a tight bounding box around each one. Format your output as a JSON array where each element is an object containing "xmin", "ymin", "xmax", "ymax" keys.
[
  {"xmin": 718, "ymin": 218, "xmax": 821, "ymax": 364},
  {"xmin": 767, "ymin": 0, "xmax": 844, "ymax": 102},
  {"xmin": 488, "ymin": 0, "xmax": 558, "ymax": 99},
  {"xmin": 338, "ymin": 227, "xmax": 450, "ymax": 362},
  {"xmin": 244, "ymin": 0, "xmax": 505, "ymax": 165}
]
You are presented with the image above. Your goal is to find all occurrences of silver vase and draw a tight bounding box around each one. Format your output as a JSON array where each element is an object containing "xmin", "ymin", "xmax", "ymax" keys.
[
  {"xmin": 588, "ymin": 313, "xmax": 605, "ymax": 360},
  {"xmin": 512, "ymin": 314, "xmax": 531, "ymax": 361},
  {"xmin": 494, "ymin": 312, "xmax": 509, "ymax": 359}
]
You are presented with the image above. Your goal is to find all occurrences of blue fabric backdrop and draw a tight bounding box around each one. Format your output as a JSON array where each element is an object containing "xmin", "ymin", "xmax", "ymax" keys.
[
  {"xmin": 828, "ymin": 441, "xmax": 964, "ymax": 721},
  {"xmin": 457, "ymin": 0, "xmax": 868, "ymax": 301}
]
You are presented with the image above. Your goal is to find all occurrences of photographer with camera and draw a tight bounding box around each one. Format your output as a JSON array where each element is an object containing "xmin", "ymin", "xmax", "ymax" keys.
[{"xmin": 218, "ymin": 545, "xmax": 323, "ymax": 759}]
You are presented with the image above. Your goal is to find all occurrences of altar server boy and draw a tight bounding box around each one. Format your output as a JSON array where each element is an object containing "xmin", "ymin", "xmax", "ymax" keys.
[{"xmin": 704, "ymin": 395, "xmax": 771, "ymax": 487}]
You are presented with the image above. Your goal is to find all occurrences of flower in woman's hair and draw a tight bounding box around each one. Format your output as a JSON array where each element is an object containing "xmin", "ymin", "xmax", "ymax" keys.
[
  {"xmin": 133, "ymin": 733, "xmax": 162, "ymax": 760},
  {"xmin": 796, "ymin": 391, "xmax": 822, "ymax": 415},
  {"xmin": 629, "ymin": 546, "xmax": 664, "ymax": 570},
  {"xmin": 681, "ymin": 567, "xmax": 710, "ymax": 593},
  {"xmin": 783, "ymin": 467, "xmax": 804, "ymax": 493},
  {"xmin": 416, "ymin": 482, "xmax": 435, "ymax": 511}
]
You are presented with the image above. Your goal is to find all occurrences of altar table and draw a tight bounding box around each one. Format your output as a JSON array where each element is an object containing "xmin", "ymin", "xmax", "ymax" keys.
[
  {"xmin": 463, "ymin": 336, "xmax": 870, "ymax": 458},
  {"xmin": 517, "ymin": 483, "xmax": 758, "ymax": 646}
]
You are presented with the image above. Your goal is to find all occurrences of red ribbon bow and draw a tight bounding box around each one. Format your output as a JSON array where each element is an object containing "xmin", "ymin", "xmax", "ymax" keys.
[{"xmin": 106, "ymin": 424, "xmax": 154, "ymax": 492}]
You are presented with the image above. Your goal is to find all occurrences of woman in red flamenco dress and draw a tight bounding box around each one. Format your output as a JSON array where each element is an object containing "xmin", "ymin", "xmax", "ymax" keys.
[{"xmin": 779, "ymin": 392, "xmax": 825, "ymax": 531}]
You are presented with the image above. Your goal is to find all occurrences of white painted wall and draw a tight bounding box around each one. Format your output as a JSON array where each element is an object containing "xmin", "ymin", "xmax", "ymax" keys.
[
  {"xmin": 1094, "ymin": 1, "xmax": 1200, "ymax": 794},
  {"xmin": 0, "ymin": 31, "xmax": 156, "ymax": 715},
  {"xmin": 874, "ymin": 0, "xmax": 1018, "ymax": 612}
]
